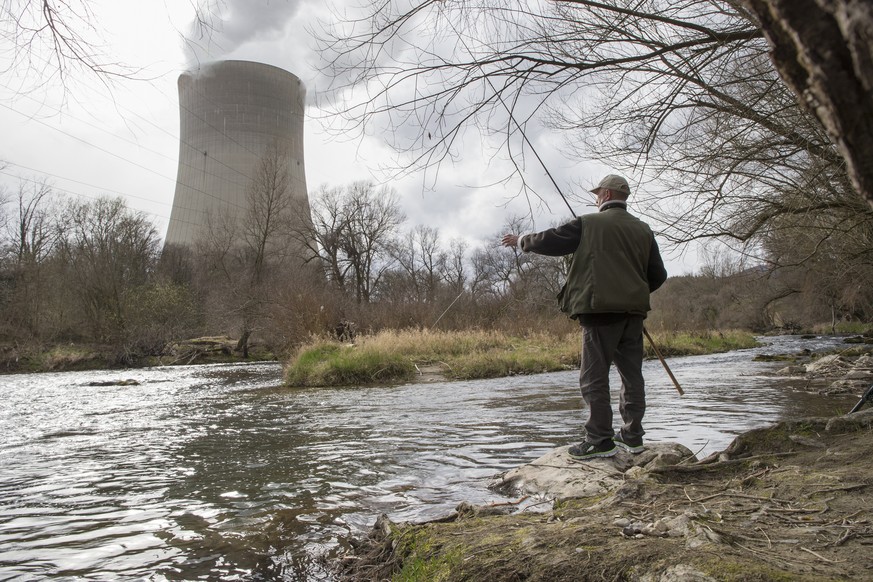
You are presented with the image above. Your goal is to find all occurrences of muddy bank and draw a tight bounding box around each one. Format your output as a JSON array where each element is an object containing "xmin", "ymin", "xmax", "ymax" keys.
[
  {"xmin": 0, "ymin": 337, "xmax": 277, "ymax": 374},
  {"xmin": 337, "ymin": 407, "xmax": 873, "ymax": 581}
]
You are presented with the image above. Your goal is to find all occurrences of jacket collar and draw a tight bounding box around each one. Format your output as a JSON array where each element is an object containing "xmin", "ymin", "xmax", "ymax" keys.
[{"xmin": 598, "ymin": 200, "xmax": 627, "ymax": 212}]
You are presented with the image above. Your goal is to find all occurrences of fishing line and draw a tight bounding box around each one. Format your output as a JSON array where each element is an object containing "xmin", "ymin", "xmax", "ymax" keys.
[
  {"xmin": 443, "ymin": 10, "xmax": 682, "ymax": 394},
  {"xmin": 443, "ymin": 13, "xmax": 577, "ymax": 218}
]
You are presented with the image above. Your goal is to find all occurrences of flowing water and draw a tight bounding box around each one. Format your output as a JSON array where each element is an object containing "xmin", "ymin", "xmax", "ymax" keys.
[{"xmin": 0, "ymin": 335, "xmax": 861, "ymax": 580}]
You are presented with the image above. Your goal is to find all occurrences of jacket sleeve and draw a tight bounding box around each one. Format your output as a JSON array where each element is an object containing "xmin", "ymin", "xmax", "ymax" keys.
[
  {"xmin": 647, "ymin": 237, "xmax": 668, "ymax": 292},
  {"xmin": 519, "ymin": 218, "xmax": 582, "ymax": 256}
]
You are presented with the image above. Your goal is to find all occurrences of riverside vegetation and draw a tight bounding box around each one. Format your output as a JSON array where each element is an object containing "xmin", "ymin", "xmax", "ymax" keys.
[
  {"xmin": 283, "ymin": 328, "xmax": 758, "ymax": 387},
  {"xmin": 337, "ymin": 409, "xmax": 873, "ymax": 582},
  {"xmin": 0, "ymin": 337, "xmax": 277, "ymax": 374},
  {"xmin": 3, "ymin": 182, "xmax": 871, "ymax": 379}
]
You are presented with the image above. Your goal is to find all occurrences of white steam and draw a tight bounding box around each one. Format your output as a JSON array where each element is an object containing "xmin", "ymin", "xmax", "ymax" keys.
[{"xmin": 184, "ymin": 0, "xmax": 306, "ymax": 67}]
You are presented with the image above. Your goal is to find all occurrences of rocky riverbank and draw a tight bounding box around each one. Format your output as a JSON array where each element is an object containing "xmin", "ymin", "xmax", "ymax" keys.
[
  {"xmin": 766, "ymin": 345, "xmax": 873, "ymax": 396},
  {"xmin": 336, "ymin": 406, "xmax": 873, "ymax": 581}
]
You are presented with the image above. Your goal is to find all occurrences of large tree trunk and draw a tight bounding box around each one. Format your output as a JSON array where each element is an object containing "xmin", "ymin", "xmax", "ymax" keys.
[{"xmin": 744, "ymin": 0, "xmax": 873, "ymax": 208}]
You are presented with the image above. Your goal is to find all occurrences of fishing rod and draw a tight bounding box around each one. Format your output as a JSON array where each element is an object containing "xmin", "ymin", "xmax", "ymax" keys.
[
  {"xmin": 849, "ymin": 383, "xmax": 873, "ymax": 414},
  {"xmin": 447, "ymin": 17, "xmax": 684, "ymax": 395},
  {"xmin": 643, "ymin": 328, "xmax": 685, "ymax": 396}
]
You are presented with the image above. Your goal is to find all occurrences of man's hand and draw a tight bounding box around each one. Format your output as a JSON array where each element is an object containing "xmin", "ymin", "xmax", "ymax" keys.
[{"xmin": 501, "ymin": 234, "xmax": 519, "ymax": 248}]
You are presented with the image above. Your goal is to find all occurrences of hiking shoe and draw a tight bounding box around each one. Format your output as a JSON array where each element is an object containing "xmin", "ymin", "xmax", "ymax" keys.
[
  {"xmin": 568, "ymin": 440, "xmax": 616, "ymax": 461},
  {"xmin": 613, "ymin": 431, "xmax": 645, "ymax": 454}
]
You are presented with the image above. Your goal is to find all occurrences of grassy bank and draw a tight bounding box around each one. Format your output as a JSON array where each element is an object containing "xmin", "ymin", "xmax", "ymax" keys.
[
  {"xmin": 645, "ymin": 329, "xmax": 759, "ymax": 357},
  {"xmin": 0, "ymin": 344, "xmax": 109, "ymax": 374},
  {"xmin": 284, "ymin": 329, "xmax": 759, "ymax": 387}
]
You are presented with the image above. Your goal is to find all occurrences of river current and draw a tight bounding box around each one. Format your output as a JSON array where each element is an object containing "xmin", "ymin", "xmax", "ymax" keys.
[{"xmin": 0, "ymin": 335, "xmax": 860, "ymax": 580}]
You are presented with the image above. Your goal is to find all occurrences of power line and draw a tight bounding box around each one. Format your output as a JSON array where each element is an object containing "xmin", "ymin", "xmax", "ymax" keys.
[
  {"xmin": 2, "ymin": 85, "xmax": 254, "ymax": 189},
  {"xmin": 1, "ymin": 161, "xmax": 247, "ymax": 231},
  {"xmin": 1, "ymin": 101, "xmax": 173, "ymax": 183},
  {"xmin": 0, "ymin": 100, "xmax": 251, "ymax": 212},
  {"xmin": 0, "ymin": 169, "xmax": 196, "ymax": 228},
  {"xmin": 0, "ymin": 104, "xmax": 250, "ymax": 213},
  {"xmin": 2, "ymin": 161, "xmax": 172, "ymax": 213}
]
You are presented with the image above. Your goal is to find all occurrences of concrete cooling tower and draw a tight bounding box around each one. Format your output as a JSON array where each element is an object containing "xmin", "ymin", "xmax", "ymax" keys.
[{"xmin": 164, "ymin": 60, "xmax": 312, "ymax": 253}]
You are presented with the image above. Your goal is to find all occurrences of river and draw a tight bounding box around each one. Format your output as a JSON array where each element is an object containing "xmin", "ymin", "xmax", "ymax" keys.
[{"xmin": 0, "ymin": 335, "xmax": 860, "ymax": 580}]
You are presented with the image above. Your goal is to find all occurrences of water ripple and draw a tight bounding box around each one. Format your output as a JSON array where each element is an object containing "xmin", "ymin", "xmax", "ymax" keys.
[{"xmin": 0, "ymin": 336, "xmax": 860, "ymax": 579}]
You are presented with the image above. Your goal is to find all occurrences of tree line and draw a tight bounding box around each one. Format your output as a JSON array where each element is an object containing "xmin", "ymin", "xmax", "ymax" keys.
[
  {"xmin": 0, "ymin": 172, "xmax": 572, "ymax": 364},
  {"xmin": 2, "ymin": 166, "xmax": 869, "ymax": 369}
]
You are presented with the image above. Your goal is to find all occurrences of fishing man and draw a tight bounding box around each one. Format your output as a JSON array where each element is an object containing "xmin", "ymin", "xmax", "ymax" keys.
[{"xmin": 502, "ymin": 175, "xmax": 668, "ymax": 461}]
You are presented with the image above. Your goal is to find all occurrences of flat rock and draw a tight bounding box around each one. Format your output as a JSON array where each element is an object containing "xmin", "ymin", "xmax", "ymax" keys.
[
  {"xmin": 490, "ymin": 442, "xmax": 695, "ymax": 500},
  {"xmin": 806, "ymin": 354, "xmax": 850, "ymax": 374},
  {"xmin": 639, "ymin": 564, "xmax": 717, "ymax": 582},
  {"xmin": 853, "ymin": 355, "xmax": 873, "ymax": 369},
  {"xmin": 826, "ymin": 407, "xmax": 873, "ymax": 431}
]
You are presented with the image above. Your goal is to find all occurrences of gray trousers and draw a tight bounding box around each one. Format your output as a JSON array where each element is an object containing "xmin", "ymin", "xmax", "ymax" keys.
[{"xmin": 579, "ymin": 316, "xmax": 646, "ymax": 445}]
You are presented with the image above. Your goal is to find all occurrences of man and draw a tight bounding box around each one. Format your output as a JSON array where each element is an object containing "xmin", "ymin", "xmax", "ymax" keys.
[{"xmin": 501, "ymin": 175, "xmax": 667, "ymax": 461}]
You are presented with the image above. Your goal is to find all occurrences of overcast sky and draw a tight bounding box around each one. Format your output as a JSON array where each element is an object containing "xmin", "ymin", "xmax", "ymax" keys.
[{"xmin": 0, "ymin": 0, "xmax": 699, "ymax": 273}]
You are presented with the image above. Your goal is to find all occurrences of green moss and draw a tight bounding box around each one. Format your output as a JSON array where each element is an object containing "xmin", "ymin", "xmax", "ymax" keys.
[
  {"xmin": 700, "ymin": 558, "xmax": 840, "ymax": 581},
  {"xmin": 389, "ymin": 526, "xmax": 465, "ymax": 582},
  {"xmin": 393, "ymin": 549, "xmax": 463, "ymax": 582},
  {"xmin": 39, "ymin": 346, "xmax": 107, "ymax": 371},
  {"xmin": 811, "ymin": 321, "xmax": 873, "ymax": 335},
  {"xmin": 448, "ymin": 349, "xmax": 575, "ymax": 380}
]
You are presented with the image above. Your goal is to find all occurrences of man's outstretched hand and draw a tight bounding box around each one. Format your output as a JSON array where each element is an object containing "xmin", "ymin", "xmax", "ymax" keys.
[{"xmin": 501, "ymin": 234, "xmax": 519, "ymax": 248}]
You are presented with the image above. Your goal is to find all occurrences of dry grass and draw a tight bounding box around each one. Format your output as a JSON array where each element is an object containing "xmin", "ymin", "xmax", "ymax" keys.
[
  {"xmin": 283, "ymin": 328, "xmax": 758, "ymax": 387},
  {"xmin": 284, "ymin": 329, "xmax": 579, "ymax": 387}
]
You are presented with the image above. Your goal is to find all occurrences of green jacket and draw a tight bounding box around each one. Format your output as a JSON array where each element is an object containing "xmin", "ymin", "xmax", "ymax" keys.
[{"xmin": 519, "ymin": 203, "xmax": 667, "ymax": 319}]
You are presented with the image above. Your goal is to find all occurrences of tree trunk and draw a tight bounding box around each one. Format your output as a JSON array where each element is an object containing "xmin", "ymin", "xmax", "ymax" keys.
[
  {"xmin": 236, "ymin": 330, "xmax": 251, "ymax": 359},
  {"xmin": 744, "ymin": 0, "xmax": 873, "ymax": 207}
]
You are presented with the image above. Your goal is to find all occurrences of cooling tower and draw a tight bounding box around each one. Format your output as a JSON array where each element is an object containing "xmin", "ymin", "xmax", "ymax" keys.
[{"xmin": 164, "ymin": 60, "xmax": 312, "ymax": 254}]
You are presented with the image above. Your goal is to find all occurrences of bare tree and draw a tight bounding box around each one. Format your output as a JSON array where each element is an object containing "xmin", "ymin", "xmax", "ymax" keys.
[
  {"xmin": 7, "ymin": 177, "xmax": 58, "ymax": 265},
  {"xmin": 0, "ymin": 1, "xmax": 224, "ymax": 91},
  {"xmin": 318, "ymin": 2, "xmax": 766, "ymax": 205},
  {"xmin": 342, "ymin": 181, "xmax": 405, "ymax": 303},
  {"xmin": 300, "ymin": 184, "xmax": 353, "ymax": 291},
  {"xmin": 317, "ymin": 3, "xmax": 869, "ymax": 244},
  {"xmin": 196, "ymin": 143, "xmax": 315, "ymax": 356},
  {"xmin": 1, "ymin": 181, "xmax": 199, "ymax": 351},
  {"xmin": 57, "ymin": 196, "xmax": 160, "ymax": 346},
  {"xmin": 0, "ymin": 165, "xmax": 8, "ymax": 243},
  {"xmin": 440, "ymin": 237, "xmax": 468, "ymax": 296},
  {"xmin": 0, "ymin": 176, "xmax": 60, "ymax": 337},
  {"xmin": 242, "ymin": 143, "xmax": 302, "ymax": 275},
  {"xmin": 0, "ymin": 0, "xmax": 136, "ymax": 97},
  {"xmin": 317, "ymin": 1, "xmax": 873, "ymax": 328},
  {"xmin": 391, "ymin": 224, "xmax": 446, "ymax": 303},
  {"xmin": 302, "ymin": 181, "xmax": 406, "ymax": 305}
]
